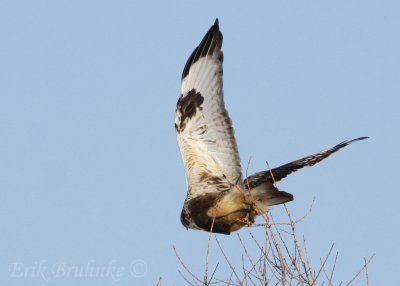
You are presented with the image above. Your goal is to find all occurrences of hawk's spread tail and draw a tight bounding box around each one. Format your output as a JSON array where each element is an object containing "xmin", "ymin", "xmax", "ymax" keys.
[{"xmin": 249, "ymin": 182, "xmax": 294, "ymax": 214}]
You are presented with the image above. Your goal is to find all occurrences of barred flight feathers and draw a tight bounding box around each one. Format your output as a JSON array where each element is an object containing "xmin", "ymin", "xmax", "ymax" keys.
[{"xmin": 244, "ymin": 137, "xmax": 368, "ymax": 190}]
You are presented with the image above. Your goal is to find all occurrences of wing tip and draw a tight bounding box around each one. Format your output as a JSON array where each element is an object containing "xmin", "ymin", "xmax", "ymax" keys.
[
  {"xmin": 181, "ymin": 19, "xmax": 223, "ymax": 80},
  {"xmin": 336, "ymin": 136, "xmax": 369, "ymax": 148},
  {"xmin": 214, "ymin": 18, "xmax": 219, "ymax": 28}
]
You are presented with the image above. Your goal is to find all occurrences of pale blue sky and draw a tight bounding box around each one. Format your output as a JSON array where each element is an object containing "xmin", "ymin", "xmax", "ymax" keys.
[{"xmin": 1, "ymin": 1, "xmax": 399, "ymax": 285}]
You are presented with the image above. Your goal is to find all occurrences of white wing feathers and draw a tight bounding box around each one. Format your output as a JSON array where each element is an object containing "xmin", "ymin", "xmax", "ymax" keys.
[{"xmin": 175, "ymin": 20, "xmax": 242, "ymax": 197}]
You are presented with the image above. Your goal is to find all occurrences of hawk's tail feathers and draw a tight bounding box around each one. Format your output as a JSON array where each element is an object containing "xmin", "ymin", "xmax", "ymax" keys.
[{"xmin": 249, "ymin": 182, "xmax": 293, "ymax": 214}]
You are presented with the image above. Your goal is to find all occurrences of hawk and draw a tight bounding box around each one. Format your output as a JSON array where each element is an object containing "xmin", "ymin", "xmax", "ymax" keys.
[{"xmin": 175, "ymin": 19, "xmax": 367, "ymax": 235}]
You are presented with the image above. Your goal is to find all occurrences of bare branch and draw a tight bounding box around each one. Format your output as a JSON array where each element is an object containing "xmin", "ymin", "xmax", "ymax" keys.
[{"xmin": 345, "ymin": 254, "xmax": 375, "ymax": 286}]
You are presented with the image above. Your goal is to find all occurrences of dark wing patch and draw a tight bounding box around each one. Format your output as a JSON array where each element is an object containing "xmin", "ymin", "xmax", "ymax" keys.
[
  {"xmin": 244, "ymin": 137, "xmax": 368, "ymax": 190},
  {"xmin": 175, "ymin": 88, "xmax": 204, "ymax": 132},
  {"xmin": 181, "ymin": 19, "xmax": 223, "ymax": 80}
]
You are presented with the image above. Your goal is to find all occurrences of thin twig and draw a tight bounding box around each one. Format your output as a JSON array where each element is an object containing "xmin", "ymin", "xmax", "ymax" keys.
[
  {"xmin": 364, "ymin": 257, "xmax": 370, "ymax": 286},
  {"xmin": 178, "ymin": 269, "xmax": 197, "ymax": 286},
  {"xmin": 345, "ymin": 254, "xmax": 375, "ymax": 286},
  {"xmin": 208, "ymin": 263, "xmax": 219, "ymax": 285},
  {"xmin": 329, "ymin": 252, "xmax": 339, "ymax": 286},
  {"xmin": 173, "ymin": 245, "xmax": 204, "ymax": 284},
  {"xmin": 314, "ymin": 243, "xmax": 335, "ymax": 283},
  {"xmin": 204, "ymin": 217, "xmax": 216, "ymax": 285},
  {"xmin": 214, "ymin": 236, "xmax": 241, "ymax": 283},
  {"xmin": 237, "ymin": 233, "xmax": 261, "ymax": 280}
]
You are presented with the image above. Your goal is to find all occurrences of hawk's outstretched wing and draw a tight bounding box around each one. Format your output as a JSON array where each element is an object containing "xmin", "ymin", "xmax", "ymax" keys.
[
  {"xmin": 175, "ymin": 19, "xmax": 242, "ymax": 197},
  {"xmin": 244, "ymin": 137, "xmax": 368, "ymax": 190}
]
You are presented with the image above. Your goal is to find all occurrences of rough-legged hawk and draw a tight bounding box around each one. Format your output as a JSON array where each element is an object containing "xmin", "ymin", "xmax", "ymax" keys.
[{"xmin": 175, "ymin": 19, "xmax": 367, "ymax": 235}]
